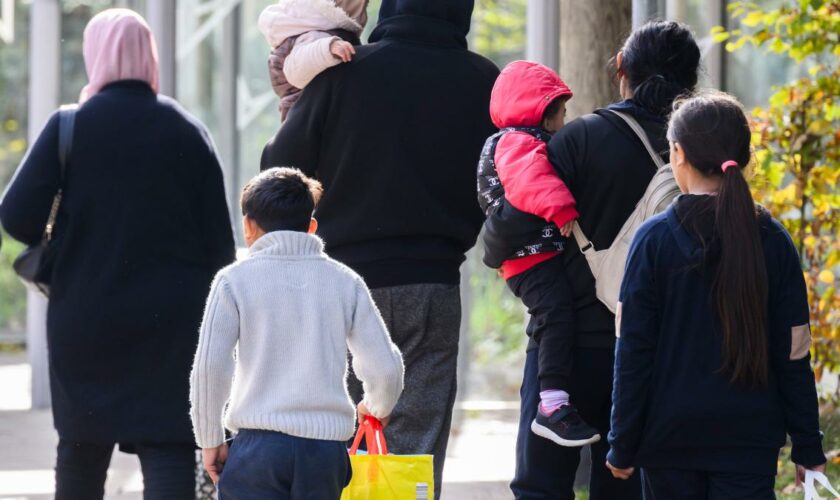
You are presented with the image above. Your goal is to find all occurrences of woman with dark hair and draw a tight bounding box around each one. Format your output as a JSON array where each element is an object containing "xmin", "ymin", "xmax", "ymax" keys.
[
  {"xmin": 512, "ymin": 21, "xmax": 701, "ymax": 499},
  {"xmin": 0, "ymin": 9, "xmax": 235, "ymax": 499},
  {"xmin": 606, "ymin": 92, "xmax": 825, "ymax": 498}
]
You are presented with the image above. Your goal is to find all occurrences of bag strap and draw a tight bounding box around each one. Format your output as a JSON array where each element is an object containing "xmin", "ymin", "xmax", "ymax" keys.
[
  {"xmin": 804, "ymin": 470, "xmax": 840, "ymax": 500},
  {"xmin": 571, "ymin": 110, "xmax": 667, "ymax": 252},
  {"xmin": 43, "ymin": 105, "xmax": 77, "ymax": 242},
  {"xmin": 57, "ymin": 104, "xmax": 78, "ymax": 181},
  {"xmin": 348, "ymin": 416, "xmax": 389, "ymax": 456},
  {"xmin": 605, "ymin": 109, "xmax": 665, "ymax": 169},
  {"xmin": 571, "ymin": 222, "xmax": 595, "ymax": 255}
]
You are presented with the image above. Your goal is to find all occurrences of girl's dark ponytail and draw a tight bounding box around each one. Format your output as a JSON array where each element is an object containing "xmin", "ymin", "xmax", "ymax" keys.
[
  {"xmin": 715, "ymin": 160, "xmax": 769, "ymax": 387},
  {"xmin": 669, "ymin": 93, "xmax": 769, "ymax": 388},
  {"xmin": 618, "ymin": 21, "xmax": 701, "ymax": 116}
]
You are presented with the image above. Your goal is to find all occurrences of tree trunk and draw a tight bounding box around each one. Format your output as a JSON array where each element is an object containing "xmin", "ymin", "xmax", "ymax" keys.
[{"xmin": 558, "ymin": 0, "xmax": 632, "ymax": 119}]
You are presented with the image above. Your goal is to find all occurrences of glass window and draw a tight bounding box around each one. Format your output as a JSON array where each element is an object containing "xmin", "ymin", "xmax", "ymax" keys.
[
  {"xmin": 177, "ymin": 0, "xmax": 225, "ymax": 146},
  {"xmin": 238, "ymin": 0, "xmax": 279, "ymax": 222},
  {"xmin": 60, "ymin": 1, "xmax": 116, "ymax": 104}
]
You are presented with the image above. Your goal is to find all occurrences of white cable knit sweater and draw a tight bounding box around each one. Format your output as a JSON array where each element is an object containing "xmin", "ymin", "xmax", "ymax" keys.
[{"xmin": 189, "ymin": 231, "xmax": 404, "ymax": 448}]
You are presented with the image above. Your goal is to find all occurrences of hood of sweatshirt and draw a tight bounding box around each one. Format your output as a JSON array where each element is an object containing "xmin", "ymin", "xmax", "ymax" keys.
[
  {"xmin": 368, "ymin": 0, "xmax": 474, "ymax": 48},
  {"xmin": 668, "ymin": 194, "xmax": 772, "ymax": 269},
  {"xmin": 668, "ymin": 194, "xmax": 720, "ymax": 267},
  {"xmin": 490, "ymin": 60, "xmax": 573, "ymax": 128}
]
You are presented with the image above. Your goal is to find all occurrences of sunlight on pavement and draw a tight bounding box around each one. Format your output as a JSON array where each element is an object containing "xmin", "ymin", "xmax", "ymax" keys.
[
  {"xmin": 0, "ymin": 471, "xmax": 56, "ymax": 495},
  {"xmin": 0, "ymin": 364, "xmax": 31, "ymax": 411}
]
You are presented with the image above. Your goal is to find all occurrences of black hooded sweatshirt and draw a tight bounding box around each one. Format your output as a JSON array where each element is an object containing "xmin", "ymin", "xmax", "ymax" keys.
[{"xmin": 261, "ymin": 0, "xmax": 499, "ymax": 289}]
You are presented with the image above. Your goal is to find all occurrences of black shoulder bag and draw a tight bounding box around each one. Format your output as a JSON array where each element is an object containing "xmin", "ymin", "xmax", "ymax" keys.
[{"xmin": 13, "ymin": 105, "xmax": 77, "ymax": 297}]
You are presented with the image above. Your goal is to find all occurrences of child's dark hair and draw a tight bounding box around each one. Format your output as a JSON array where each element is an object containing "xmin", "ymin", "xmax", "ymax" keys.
[
  {"xmin": 668, "ymin": 92, "xmax": 768, "ymax": 388},
  {"xmin": 542, "ymin": 96, "xmax": 568, "ymax": 122},
  {"xmin": 240, "ymin": 167, "xmax": 323, "ymax": 233},
  {"xmin": 617, "ymin": 20, "xmax": 701, "ymax": 116}
]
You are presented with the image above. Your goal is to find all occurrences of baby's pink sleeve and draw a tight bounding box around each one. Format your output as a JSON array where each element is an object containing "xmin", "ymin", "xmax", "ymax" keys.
[
  {"xmin": 284, "ymin": 31, "xmax": 342, "ymax": 89},
  {"xmin": 495, "ymin": 132, "xmax": 578, "ymax": 228}
]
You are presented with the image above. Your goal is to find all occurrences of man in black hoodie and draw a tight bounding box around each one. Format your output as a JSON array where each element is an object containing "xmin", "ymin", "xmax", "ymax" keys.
[{"xmin": 261, "ymin": 0, "xmax": 499, "ymax": 495}]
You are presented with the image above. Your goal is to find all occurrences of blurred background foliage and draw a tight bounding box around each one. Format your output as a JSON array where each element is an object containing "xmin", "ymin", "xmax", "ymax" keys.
[{"xmin": 717, "ymin": 0, "xmax": 840, "ymax": 398}]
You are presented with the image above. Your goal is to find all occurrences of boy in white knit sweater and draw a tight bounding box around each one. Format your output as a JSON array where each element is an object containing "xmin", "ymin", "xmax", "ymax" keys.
[{"xmin": 190, "ymin": 167, "xmax": 404, "ymax": 498}]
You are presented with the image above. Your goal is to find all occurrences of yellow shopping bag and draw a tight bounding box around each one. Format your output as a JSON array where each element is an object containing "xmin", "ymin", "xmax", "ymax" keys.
[{"xmin": 341, "ymin": 416, "xmax": 434, "ymax": 500}]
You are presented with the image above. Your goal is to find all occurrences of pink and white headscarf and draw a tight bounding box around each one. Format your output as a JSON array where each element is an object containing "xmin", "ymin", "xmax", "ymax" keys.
[{"xmin": 80, "ymin": 9, "xmax": 160, "ymax": 103}]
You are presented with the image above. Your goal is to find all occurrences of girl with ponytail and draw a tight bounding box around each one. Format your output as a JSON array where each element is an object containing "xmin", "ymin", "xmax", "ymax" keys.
[{"xmin": 606, "ymin": 92, "xmax": 827, "ymax": 497}]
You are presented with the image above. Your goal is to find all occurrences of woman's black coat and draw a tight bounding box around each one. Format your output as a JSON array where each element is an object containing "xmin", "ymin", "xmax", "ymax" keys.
[{"xmin": 0, "ymin": 80, "xmax": 235, "ymax": 445}]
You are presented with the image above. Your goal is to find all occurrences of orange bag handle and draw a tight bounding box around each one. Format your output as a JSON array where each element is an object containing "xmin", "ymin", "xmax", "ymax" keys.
[{"xmin": 349, "ymin": 416, "xmax": 389, "ymax": 455}]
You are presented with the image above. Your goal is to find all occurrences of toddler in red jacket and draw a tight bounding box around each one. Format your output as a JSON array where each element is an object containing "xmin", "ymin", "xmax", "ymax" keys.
[{"xmin": 477, "ymin": 60, "xmax": 600, "ymax": 447}]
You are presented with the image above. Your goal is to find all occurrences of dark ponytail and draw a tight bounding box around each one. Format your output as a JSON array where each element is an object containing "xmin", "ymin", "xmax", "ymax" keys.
[
  {"xmin": 618, "ymin": 21, "xmax": 701, "ymax": 116},
  {"xmin": 668, "ymin": 92, "xmax": 769, "ymax": 388}
]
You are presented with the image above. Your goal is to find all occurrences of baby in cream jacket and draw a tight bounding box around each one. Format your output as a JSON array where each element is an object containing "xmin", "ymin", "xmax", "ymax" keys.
[{"xmin": 259, "ymin": 0, "xmax": 369, "ymax": 120}]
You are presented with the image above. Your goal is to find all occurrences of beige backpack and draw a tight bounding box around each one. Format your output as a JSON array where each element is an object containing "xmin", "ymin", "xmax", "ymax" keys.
[{"xmin": 571, "ymin": 110, "xmax": 681, "ymax": 314}]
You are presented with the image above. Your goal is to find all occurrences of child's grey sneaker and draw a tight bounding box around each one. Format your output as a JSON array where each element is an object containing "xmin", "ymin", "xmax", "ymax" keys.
[{"xmin": 531, "ymin": 405, "xmax": 601, "ymax": 447}]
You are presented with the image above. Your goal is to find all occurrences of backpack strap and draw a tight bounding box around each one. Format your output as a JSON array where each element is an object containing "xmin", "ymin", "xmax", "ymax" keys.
[
  {"xmin": 57, "ymin": 104, "xmax": 78, "ymax": 181},
  {"xmin": 605, "ymin": 109, "xmax": 665, "ymax": 169},
  {"xmin": 572, "ymin": 110, "xmax": 666, "ymax": 253}
]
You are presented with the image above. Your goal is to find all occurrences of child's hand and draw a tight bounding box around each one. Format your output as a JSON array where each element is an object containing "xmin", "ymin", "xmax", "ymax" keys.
[
  {"xmin": 202, "ymin": 443, "xmax": 229, "ymax": 484},
  {"xmin": 606, "ymin": 460, "xmax": 635, "ymax": 480},
  {"xmin": 560, "ymin": 220, "xmax": 576, "ymax": 238},
  {"xmin": 330, "ymin": 40, "xmax": 355, "ymax": 63},
  {"xmin": 358, "ymin": 401, "xmax": 390, "ymax": 428}
]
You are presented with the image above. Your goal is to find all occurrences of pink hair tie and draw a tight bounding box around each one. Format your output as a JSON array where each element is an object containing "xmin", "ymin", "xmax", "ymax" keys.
[{"xmin": 721, "ymin": 160, "xmax": 739, "ymax": 173}]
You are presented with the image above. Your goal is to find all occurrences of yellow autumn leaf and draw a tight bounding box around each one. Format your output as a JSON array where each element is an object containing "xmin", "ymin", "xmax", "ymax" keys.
[
  {"xmin": 818, "ymin": 270, "xmax": 835, "ymax": 284},
  {"xmin": 9, "ymin": 139, "xmax": 25, "ymax": 153},
  {"xmin": 742, "ymin": 11, "xmax": 765, "ymax": 27}
]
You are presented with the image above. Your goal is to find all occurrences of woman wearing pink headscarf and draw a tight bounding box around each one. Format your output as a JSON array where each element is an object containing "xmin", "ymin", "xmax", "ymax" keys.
[{"xmin": 0, "ymin": 9, "xmax": 235, "ymax": 499}]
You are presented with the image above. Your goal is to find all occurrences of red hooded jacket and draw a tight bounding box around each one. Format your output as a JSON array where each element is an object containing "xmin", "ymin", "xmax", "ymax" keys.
[{"xmin": 489, "ymin": 61, "xmax": 577, "ymax": 279}]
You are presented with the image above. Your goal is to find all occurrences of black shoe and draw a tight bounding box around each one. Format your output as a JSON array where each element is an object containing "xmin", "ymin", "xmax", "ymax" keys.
[{"xmin": 531, "ymin": 405, "xmax": 601, "ymax": 447}]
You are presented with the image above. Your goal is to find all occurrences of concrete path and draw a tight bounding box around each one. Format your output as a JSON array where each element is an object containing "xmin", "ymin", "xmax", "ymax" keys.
[{"xmin": 0, "ymin": 354, "xmax": 516, "ymax": 499}]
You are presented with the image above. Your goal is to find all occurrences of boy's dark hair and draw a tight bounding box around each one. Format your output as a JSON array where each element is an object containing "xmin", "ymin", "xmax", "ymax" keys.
[
  {"xmin": 542, "ymin": 96, "xmax": 569, "ymax": 122},
  {"xmin": 240, "ymin": 167, "xmax": 323, "ymax": 233}
]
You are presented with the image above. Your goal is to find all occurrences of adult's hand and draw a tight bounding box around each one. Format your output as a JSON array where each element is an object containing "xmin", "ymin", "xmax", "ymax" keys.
[
  {"xmin": 795, "ymin": 461, "xmax": 827, "ymax": 487},
  {"xmin": 606, "ymin": 460, "xmax": 635, "ymax": 480},
  {"xmin": 202, "ymin": 443, "xmax": 229, "ymax": 484}
]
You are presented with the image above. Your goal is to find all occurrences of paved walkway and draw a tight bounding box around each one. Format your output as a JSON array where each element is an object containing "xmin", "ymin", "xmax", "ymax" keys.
[{"xmin": 0, "ymin": 354, "xmax": 516, "ymax": 499}]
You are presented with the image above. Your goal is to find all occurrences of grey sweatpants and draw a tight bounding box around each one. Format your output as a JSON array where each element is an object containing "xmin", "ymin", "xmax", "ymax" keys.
[{"xmin": 348, "ymin": 283, "xmax": 461, "ymax": 500}]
